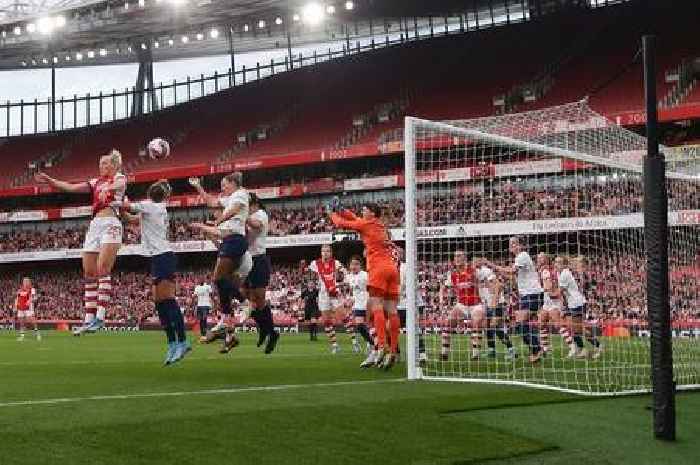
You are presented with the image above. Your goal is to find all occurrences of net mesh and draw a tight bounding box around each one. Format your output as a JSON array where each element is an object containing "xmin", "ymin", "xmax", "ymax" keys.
[{"xmin": 404, "ymin": 100, "xmax": 700, "ymax": 395}]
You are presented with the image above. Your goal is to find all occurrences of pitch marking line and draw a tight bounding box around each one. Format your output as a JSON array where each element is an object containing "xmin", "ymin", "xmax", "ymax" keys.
[{"xmin": 0, "ymin": 378, "xmax": 405, "ymax": 408}]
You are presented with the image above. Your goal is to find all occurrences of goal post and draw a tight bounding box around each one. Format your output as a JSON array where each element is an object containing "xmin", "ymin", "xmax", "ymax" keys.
[{"xmin": 403, "ymin": 101, "xmax": 700, "ymax": 395}]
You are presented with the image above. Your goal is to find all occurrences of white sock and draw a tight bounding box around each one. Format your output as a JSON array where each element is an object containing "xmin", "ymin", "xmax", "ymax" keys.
[
  {"xmin": 96, "ymin": 308, "xmax": 106, "ymax": 321},
  {"xmin": 84, "ymin": 313, "xmax": 95, "ymax": 324}
]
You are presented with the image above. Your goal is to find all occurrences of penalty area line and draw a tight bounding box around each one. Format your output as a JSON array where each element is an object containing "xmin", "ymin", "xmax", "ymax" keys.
[{"xmin": 0, "ymin": 378, "xmax": 405, "ymax": 408}]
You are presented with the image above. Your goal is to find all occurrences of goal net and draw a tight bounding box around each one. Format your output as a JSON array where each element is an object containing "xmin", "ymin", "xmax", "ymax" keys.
[{"xmin": 403, "ymin": 100, "xmax": 700, "ymax": 395}]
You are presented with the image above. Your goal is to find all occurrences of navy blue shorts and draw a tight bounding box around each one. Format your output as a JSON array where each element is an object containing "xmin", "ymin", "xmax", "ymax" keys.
[
  {"xmin": 246, "ymin": 254, "xmax": 271, "ymax": 289},
  {"xmin": 487, "ymin": 306, "xmax": 506, "ymax": 319},
  {"xmin": 520, "ymin": 293, "xmax": 543, "ymax": 314},
  {"xmin": 218, "ymin": 234, "xmax": 248, "ymax": 260},
  {"xmin": 563, "ymin": 305, "xmax": 585, "ymax": 318},
  {"xmin": 196, "ymin": 306, "xmax": 211, "ymax": 319},
  {"xmin": 352, "ymin": 308, "xmax": 367, "ymax": 318},
  {"xmin": 151, "ymin": 251, "xmax": 177, "ymax": 283}
]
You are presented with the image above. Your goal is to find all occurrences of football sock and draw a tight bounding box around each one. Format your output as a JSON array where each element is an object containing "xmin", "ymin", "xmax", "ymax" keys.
[
  {"xmin": 372, "ymin": 309, "xmax": 386, "ymax": 351},
  {"xmin": 84, "ymin": 280, "xmax": 98, "ymax": 322},
  {"xmin": 356, "ymin": 324, "xmax": 373, "ymax": 345},
  {"xmin": 96, "ymin": 276, "xmax": 111, "ymax": 321},
  {"xmin": 164, "ymin": 299, "xmax": 186, "ymax": 343},
  {"xmin": 389, "ymin": 313, "xmax": 400, "ymax": 354},
  {"xmin": 156, "ymin": 301, "xmax": 176, "ymax": 343},
  {"xmin": 215, "ymin": 278, "xmax": 234, "ymax": 315}
]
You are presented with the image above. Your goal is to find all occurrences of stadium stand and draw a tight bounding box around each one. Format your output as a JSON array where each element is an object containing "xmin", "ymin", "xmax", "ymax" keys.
[{"xmin": 1, "ymin": 2, "xmax": 699, "ymax": 190}]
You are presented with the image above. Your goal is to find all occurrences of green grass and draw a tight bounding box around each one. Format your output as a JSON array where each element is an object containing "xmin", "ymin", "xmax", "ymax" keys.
[{"xmin": 0, "ymin": 330, "xmax": 698, "ymax": 465}]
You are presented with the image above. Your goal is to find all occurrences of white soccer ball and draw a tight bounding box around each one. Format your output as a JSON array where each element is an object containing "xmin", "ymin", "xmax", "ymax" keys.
[{"xmin": 147, "ymin": 138, "xmax": 170, "ymax": 160}]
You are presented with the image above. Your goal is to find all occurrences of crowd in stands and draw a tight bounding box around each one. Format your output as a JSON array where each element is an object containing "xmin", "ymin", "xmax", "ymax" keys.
[
  {"xmin": 2, "ymin": 175, "xmax": 697, "ymax": 253},
  {"xmin": 0, "ymin": 251, "xmax": 697, "ymax": 326}
]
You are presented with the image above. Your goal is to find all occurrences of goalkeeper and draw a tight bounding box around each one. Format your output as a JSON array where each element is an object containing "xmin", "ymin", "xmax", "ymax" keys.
[{"xmin": 327, "ymin": 196, "xmax": 401, "ymax": 370}]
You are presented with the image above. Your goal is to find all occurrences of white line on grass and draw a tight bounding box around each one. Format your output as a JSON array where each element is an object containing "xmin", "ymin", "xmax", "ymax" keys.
[{"xmin": 0, "ymin": 378, "xmax": 405, "ymax": 408}]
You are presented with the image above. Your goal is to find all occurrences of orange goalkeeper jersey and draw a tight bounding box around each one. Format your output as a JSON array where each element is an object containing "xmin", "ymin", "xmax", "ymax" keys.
[{"xmin": 330, "ymin": 210, "xmax": 397, "ymax": 271}]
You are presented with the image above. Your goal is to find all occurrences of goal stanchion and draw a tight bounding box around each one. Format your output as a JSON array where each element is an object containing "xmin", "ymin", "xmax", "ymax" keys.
[
  {"xmin": 403, "ymin": 101, "xmax": 700, "ymax": 395},
  {"xmin": 643, "ymin": 34, "xmax": 674, "ymax": 440}
]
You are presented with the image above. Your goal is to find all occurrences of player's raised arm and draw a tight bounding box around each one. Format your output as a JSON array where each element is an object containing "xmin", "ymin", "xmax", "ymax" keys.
[
  {"xmin": 34, "ymin": 172, "xmax": 90, "ymax": 194},
  {"xmin": 188, "ymin": 177, "xmax": 220, "ymax": 208}
]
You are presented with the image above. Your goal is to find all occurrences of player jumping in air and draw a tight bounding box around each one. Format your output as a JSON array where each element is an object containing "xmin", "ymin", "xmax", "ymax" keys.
[
  {"xmin": 35, "ymin": 149, "xmax": 126, "ymax": 336},
  {"xmin": 440, "ymin": 250, "xmax": 486, "ymax": 361},
  {"xmin": 484, "ymin": 236, "xmax": 544, "ymax": 363},
  {"xmin": 194, "ymin": 280, "xmax": 213, "ymax": 342},
  {"xmin": 244, "ymin": 193, "xmax": 279, "ymax": 354},
  {"xmin": 344, "ymin": 255, "xmax": 372, "ymax": 354},
  {"xmin": 14, "ymin": 277, "xmax": 40, "ymax": 342},
  {"xmin": 189, "ymin": 173, "xmax": 251, "ymax": 354},
  {"xmin": 555, "ymin": 256, "xmax": 603, "ymax": 359},
  {"xmin": 329, "ymin": 198, "xmax": 401, "ymax": 370},
  {"xmin": 306, "ymin": 244, "xmax": 346, "ymax": 354},
  {"xmin": 537, "ymin": 253, "xmax": 563, "ymax": 356},
  {"xmin": 118, "ymin": 180, "xmax": 191, "ymax": 365}
]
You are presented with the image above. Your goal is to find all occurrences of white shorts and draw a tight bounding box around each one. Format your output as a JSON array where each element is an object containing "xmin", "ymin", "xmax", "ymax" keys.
[
  {"xmin": 83, "ymin": 217, "xmax": 123, "ymax": 253},
  {"xmin": 542, "ymin": 300, "xmax": 562, "ymax": 312},
  {"xmin": 318, "ymin": 294, "xmax": 342, "ymax": 313},
  {"xmin": 17, "ymin": 310, "xmax": 35, "ymax": 319},
  {"xmin": 454, "ymin": 303, "xmax": 484, "ymax": 320}
]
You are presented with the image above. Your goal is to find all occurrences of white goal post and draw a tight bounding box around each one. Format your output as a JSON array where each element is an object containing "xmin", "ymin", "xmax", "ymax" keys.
[{"xmin": 403, "ymin": 101, "xmax": 700, "ymax": 395}]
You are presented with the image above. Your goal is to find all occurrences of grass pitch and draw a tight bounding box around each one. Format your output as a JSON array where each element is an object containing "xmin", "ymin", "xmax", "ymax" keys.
[{"xmin": 0, "ymin": 331, "xmax": 698, "ymax": 465}]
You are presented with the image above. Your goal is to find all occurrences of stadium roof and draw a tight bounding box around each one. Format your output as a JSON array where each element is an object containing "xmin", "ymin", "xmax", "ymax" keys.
[{"xmin": 0, "ymin": 0, "xmax": 617, "ymax": 70}]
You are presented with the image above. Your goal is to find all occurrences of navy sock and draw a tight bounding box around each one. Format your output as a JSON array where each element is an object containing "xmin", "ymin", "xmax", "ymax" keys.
[
  {"xmin": 587, "ymin": 336, "xmax": 600, "ymax": 348},
  {"xmin": 164, "ymin": 299, "xmax": 186, "ymax": 343},
  {"xmin": 356, "ymin": 324, "xmax": 373, "ymax": 345},
  {"xmin": 215, "ymin": 278, "xmax": 234, "ymax": 315},
  {"xmin": 199, "ymin": 315, "xmax": 207, "ymax": 336},
  {"xmin": 574, "ymin": 334, "xmax": 585, "ymax": 349},
  {"xmin": 529, "ymin": 322, "xmax": 541, "ymax": 353},
  {"xmin": 496, "ymin": 328, "xmax": 513, "ymax": 348},
  {"xmin": 261, "ymin": 305, "xmax": 275, "ymax": 335},
  {"xmin": 486, "ymin": 329, "xmax": 496, "ymax": 349},
  {"xmin": 156, "ymin": 301, "xmax": 176, "ymax": 343}
]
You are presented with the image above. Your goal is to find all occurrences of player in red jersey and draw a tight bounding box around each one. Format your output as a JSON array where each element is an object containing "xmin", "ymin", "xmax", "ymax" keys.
[
  {"xmin": 305, "ymin": 244, "xmax": 346, "ymax": 354},
  {"xmin": 537, "ymin": 253, "xmax": 563, "ymax": 356},
  {"xmin": 440, "ymin": 250, "xmax": 486, "ymax": 360},
  {"xmin": 15, "ymin": 277, "xmax": 40, "ymax": 341},
  {"xmin": 329, "ymin": 198, "xmax": 401, "ymax": 370},
  {"xmin": 35, "ymin": 149, "xmax": 126, "ymax": 335}
]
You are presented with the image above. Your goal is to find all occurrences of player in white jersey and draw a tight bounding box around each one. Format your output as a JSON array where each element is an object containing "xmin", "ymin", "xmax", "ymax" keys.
[
  {"xmin": 14, "ymin": 277, "xmax": 40, "ymax": 341},
  {"xmin": 484, "ymin": 236, "xmax": 544, "ymax": 363},
  {"xmin": 555, "ymin": 256, "xmax": 603, "ymax": 359},
  {"xmin": 306, "ymin": 244, "xmax": 346, "ymax": 354},
  {"xmin": 193, "ymin": 281, "xmax": 213, "ymax": 342},
  {"xmin": 244, "ymin": 193, "xmax": 279, "ymax": 354},
  {"xmin": 35, "ymin": 149, "xmax": 126, "ymax": 335},
  {"xmin": 395, "ymin": 247, "xmax": 428, "ymax": 367},
  {"xmin": 119, "ymin": 180, "xmax": 190, "ymax": 365},
  {"xmin": 476, "ymin": 263, "xmax": 515, "ymax": 359},
  {"xmin": 189, "ymin": 172, "xmax": 250, "ymax": 354},
  {"xmin": 537, "ymin": 253, "xmax": 563, "ymax": 355},
  {"xmin": 344, "ymin": 256, "xmax": 371, "ymax": 354}
]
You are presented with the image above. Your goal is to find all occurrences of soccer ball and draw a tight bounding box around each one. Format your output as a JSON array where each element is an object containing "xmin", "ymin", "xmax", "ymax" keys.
[{"xmin": 147, "ymin": 138, "xmax": 170, "ymax": 160}]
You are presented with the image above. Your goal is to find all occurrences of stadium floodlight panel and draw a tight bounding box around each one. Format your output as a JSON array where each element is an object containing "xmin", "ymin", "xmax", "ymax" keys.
[
  {"xmin": 138, "ymin": 0, "xmax": 145, "ymax": 7},
  {"xmin": 37, "ymin": 17, "xmax": 54, "ymax": 35},
  {"xmin": 13, "ymin": 26, "xmax": 21, "ymax": 35},
  {"xmin": 124, "ymin": 1, "xmax": 129, "ymax": 10},
  {"xmin": 302, "ymin": 2, "xmax": 325, "ymax": 25},
  {"xmin": 292, "ymin": 13, "xmax": 300, "ymax": 21},
  {"xmin": 344, "ymin": 1, "xmax": 354, "ymax": 10},
  {"xmin": 168, "ymin": 38, "xmax": 174, "ymax": 45},
  {"xmin": 258, "ymin": 20, "xmax": 265, "ymax": 28},
  {"xmin": 26, "ymin": 23, "xmax": 36, "ymax": 33},
  {"xmin": 154, "ymin": 40, "xmax": 160, "ymax": 47},
  {"xmin": 275, "ymin": 17, "xmax": 283, "ymax": 25},
  {"xmin": 76, "ymin": 52, "xmax": 83, "ymax": 60},
  {"xmin": 87, "ymin": 50, "xmax": 95, "ymax": 58},
  {"xmin": 181, "ymin": 35, "xmax": 188, "ymax": 43},
  {"xmin": 196, "ymin": 32, "xmax": 203, "ymax": 40},
  {"xmin": 326, "ymin": 5, "xmax": 336, "ymax": 14},
  {"xmin": 243, "ymin": 24, "xmax": 249, "ymax": 32},
  {"xmin": 141, "ymin": 42, "xmax": 147, "ymax": 49},
  {"xmin": 209, "ymin": 28, "xmax": 218, "ymax": 38},
  {"xmin": 99, "ymin": 48, "xmax": 107, "ymax": 56}
]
